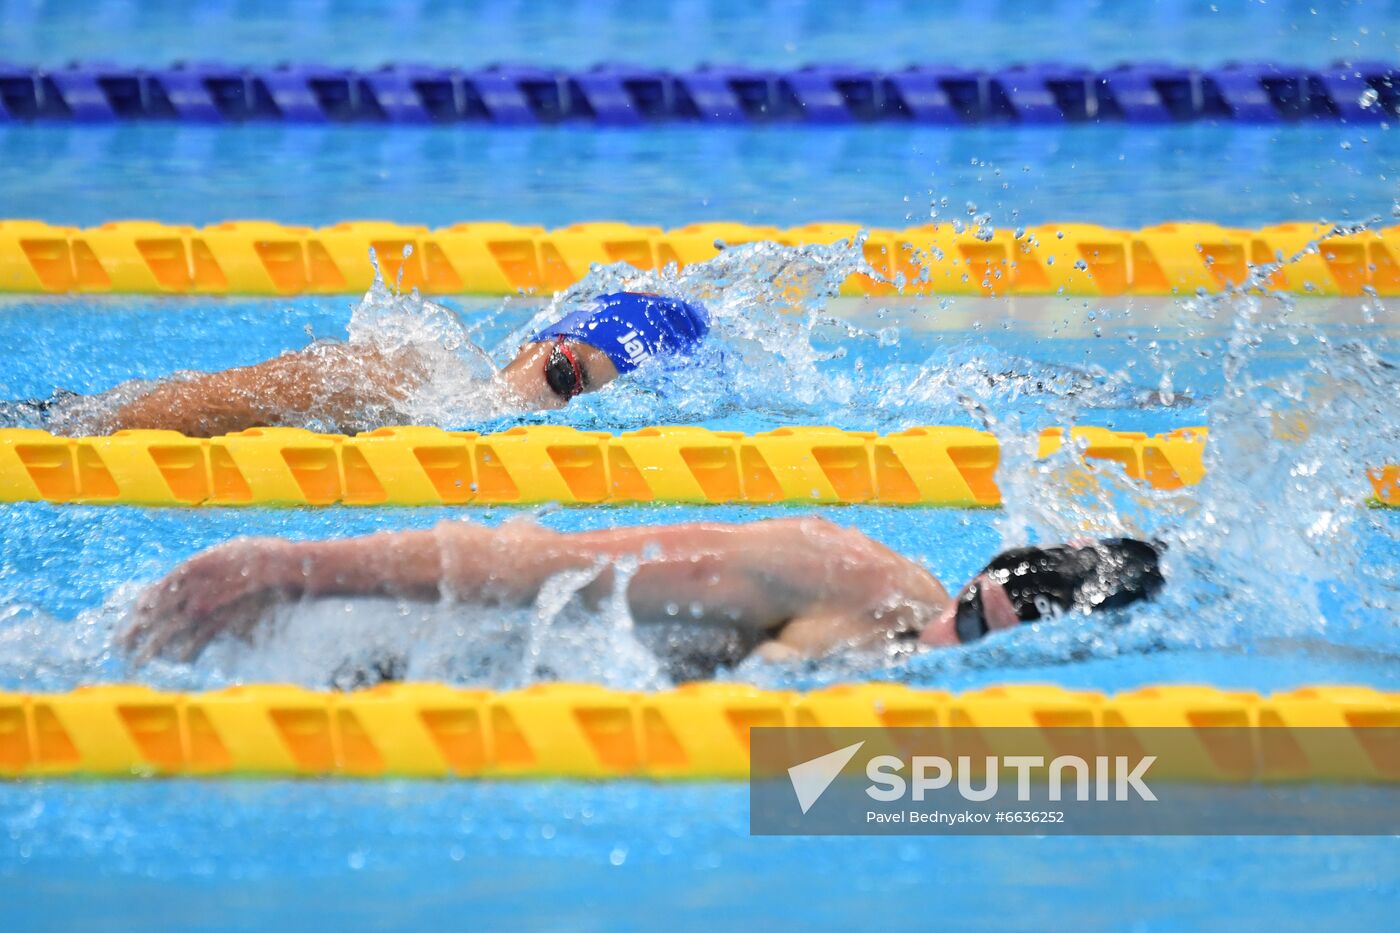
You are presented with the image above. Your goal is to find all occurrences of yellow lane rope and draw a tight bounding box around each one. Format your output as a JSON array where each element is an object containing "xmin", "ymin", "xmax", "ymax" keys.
[
  {"xmin": 0, "ymin": 683, "xmax": 1393, "ymax": 780},
  {"xmin": 2, "ymin": 220, "xmax": 1394, "ymax": 296},
  {"xmin": 2, "ymin": 425, "xmax": 1394, "ymax": 507}
]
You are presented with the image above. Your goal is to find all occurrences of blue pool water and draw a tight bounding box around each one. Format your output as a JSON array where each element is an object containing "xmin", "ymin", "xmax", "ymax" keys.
[
  {"xmin": 0, "ymin": 283, "xmax": 1391, "ymax": 929},
  {"xmin": 3, "ymin": 0, "xmax": 1395, "ymax": 70},
  {"xmin": 3, "ymin": 781, "xmax": 1396, "ymax": 932},
  {"xmin": 3, "ymin": 2, "xmax": 1399, "ymax": 928},
  {"xmin": 0, "ymin": 289, "xmax": 1390, "ymax": 433},
  {"xmin": 0, "ymin": 292, "xmax": 1241, "ymax": 435},
  {"xmin": 0, "ymin": 291, "xmax": 1394, "ymax": 697},
  {"xmin": 2, "ymin": 499, "xmax": 1397, "ymax": 694},
  {"xmin": 1, "ymin": 123, "xmax": 1395, "ymax": 230}
]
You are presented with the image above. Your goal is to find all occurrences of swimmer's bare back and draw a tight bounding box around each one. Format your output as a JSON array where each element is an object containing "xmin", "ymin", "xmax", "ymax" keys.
[
  {"xmin": 99, "ymin": 342, "xmax": 427, "ymax": 437},
  {"xmin": 123, "ymin": 517, "xmax": 952, "ymax": 664}
]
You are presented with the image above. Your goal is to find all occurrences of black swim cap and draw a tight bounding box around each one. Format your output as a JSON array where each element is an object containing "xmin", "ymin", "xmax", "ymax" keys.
[{"xmin": 956, "ymin": 538, "xmax": 1165, "ymax": 643}]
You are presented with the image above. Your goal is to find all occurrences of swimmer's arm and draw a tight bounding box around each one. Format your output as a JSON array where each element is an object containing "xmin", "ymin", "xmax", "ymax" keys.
[
  {"xmin": 126, "ymin": 518, "xmax": 932, "ymax": 660},
  {"xmin": 280, "ymin": 529, "xmax": 447, "ymax": 600},
  {"xmin": 124, "ymin": 529, "xmax": 446, "ymax": 660},
  {"xmin": 750, "ymin": 626, "xmax": 867, "ymax": 664},
  {"xmin": 269, "ymin": 520, "xmax": 671, "ymax": 609},
  {"xmin": 751, "ymin": 612, "xmax": 892, "ymax": 662},
  {"xmin": 102, "ymin": 343, "xmax": 422, "ymax": 436},
  {"xmin": 752, "ymin": 640, "xmax": 803, "ymax": 663},
  {"xmin": 289, "ymin": 521, "xmax": 601, "ymax": 606},
  {"xmin": 126, "ymin": 522, "xmax": 589, "ymax": 660}
]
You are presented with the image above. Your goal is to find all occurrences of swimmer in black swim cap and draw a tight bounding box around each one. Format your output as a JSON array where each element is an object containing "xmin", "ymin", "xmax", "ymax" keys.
[
  {"xmin": 925, "ymin": 537, "xmax": 1165, "ymax": 645},
  {"xmin": 127, "ymin": 517, "xmax": 1165, "ymax": 675}
]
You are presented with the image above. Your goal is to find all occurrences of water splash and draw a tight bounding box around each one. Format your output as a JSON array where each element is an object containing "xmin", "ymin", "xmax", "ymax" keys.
[
  {"xmin": 0, "ymin": 238, "xmax": 879, "ymax": 436},
  {"xmin": 492, "ymin": 237, "xmax": 878, "ymax": 427},
  {"xmin": 1, "ymin": 232, "xmax": 1396, "ymax": 691},
  {"xmin": 0, "ymin": 596, "xmax": 132, "ymax": 690},
  {"xmin": 954, "ymin": 225, "xmax": 1400, "ymax": 669},
  {"xmin": 863, "ymin": 345, "xmax": 1196, "ymax": 429},
  {"xmin": 341, "ymin": 248, "xmax": 510, "ymax": 427},
  {"xmin": 2, "ymin": 237, "xmax": 1190, "ymax": 437},
  {"xmin": 0, "ymin": 564, "xmax": 767, "ymax": 692},
  {"xmin": 722, "ymin": 225, "xmax": 1400, "ymax": 685}
]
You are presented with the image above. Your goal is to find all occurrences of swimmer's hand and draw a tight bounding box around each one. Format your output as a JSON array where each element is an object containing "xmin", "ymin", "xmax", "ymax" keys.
[{"xmin": 124, "ymin": 537, "xmax": 299, "ymax": 662}]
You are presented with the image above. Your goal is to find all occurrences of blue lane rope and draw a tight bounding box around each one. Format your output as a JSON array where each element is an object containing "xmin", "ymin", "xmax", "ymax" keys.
[{"xmin": 0, "ymin": 61, "xmax": 1395, "ymax": 125}]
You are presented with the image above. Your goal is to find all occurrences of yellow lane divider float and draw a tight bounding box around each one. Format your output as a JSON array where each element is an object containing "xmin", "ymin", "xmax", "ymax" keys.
[
  {"xmin": 0, "ymin": 683, "xmax": 1394, "ymax": 780},
  {"xmin": 2, "ymin": 425, "xmax": 1395, "ymax": 507},
  {"xmin": 1, "ymin": 219, "xmax": 1397, "ymax": 297},
  {"xmin": 0, "ymin": 424, "xmax": 1174, "ymax": 506}
]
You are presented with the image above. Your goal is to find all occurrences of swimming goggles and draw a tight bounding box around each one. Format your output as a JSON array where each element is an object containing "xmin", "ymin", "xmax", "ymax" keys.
[{"xmin": 543, "ymin": 335, "xmax": 588, "ymax": 400}]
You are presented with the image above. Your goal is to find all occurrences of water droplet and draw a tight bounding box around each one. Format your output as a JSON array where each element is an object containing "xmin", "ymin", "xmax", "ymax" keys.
[
  {"xmin": 610, "ymin": 846, "xmax": 628, "ymax": 866},
  {"xmin": 664, "ymin": 602, "xmax": 679, "ymax": 617},
  {"xmin": 1359, "ymin": 88, "xmax": 1380, "ymax": 109}
]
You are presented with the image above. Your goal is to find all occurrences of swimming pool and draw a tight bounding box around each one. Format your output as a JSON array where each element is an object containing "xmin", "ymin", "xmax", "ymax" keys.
[
  {"xmin": 0, "ymin": 283, "xmax": 1396, "ymax": 927},
  {"xmin": 1, "ymin": 273, "xmax": 1396, "ymax": 678},
  {"xmin": 3, "ymin": 0, "xmax": 1398, "ymax": 928},
  {"xmin": 3, "ymin": 123, "xmax": 1395, "ymax": 230},
  {"xmin": 5, "ymin": 0, "xmax": 1394, "ymax": 71},
  {"xmin": 4, "ymin": 780, "xmax": 1394, "ymax": 931},
  {"xmin": 0, "ymin": 287, "xmax": 1397, "ymax": 929}
]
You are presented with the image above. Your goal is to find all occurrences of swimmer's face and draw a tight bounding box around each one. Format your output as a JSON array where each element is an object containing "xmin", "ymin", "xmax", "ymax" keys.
[
  {"xmin": 500, "ymin": 339, "xmax": 620, "ymax": 410},
  {"xmin": 922, "ymin": 573, "xmax": 1021, "ymax": 646}
]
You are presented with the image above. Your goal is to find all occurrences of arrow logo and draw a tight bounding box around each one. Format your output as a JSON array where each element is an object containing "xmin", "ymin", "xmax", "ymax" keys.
[{"xmin": 787, "ymin": 741, "xmax": 865, "ymax": 814}]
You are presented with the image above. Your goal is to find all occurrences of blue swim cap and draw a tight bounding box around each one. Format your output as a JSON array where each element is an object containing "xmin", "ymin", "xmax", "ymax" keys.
[{"xmin": 533, "ymin": 292, "xmax": 710, "ymax": 374}]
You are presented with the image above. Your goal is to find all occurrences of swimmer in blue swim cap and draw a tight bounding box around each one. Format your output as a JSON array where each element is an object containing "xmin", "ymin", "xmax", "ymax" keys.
[
  {"xmin": 498, "ymin": 291, "xmax": 711, "ymax": 409},
  {"xmin": 0, "ymin": 291, "xmax": 710, "ymax": 436}
]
